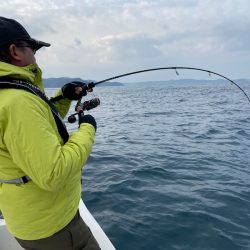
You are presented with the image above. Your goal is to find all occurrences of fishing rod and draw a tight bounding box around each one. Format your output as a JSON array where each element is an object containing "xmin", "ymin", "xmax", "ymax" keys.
[{"xmin": 67, "ymin": 66, "xmax": 250, "ymax": 123}]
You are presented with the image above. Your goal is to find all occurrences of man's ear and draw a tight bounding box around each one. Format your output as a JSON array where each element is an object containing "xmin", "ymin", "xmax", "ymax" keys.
[{"xmin": 8, "ymin": 44, "xmax": 22, "ymax": 62}]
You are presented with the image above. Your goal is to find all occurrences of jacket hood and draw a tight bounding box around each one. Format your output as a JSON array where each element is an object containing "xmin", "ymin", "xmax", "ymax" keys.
[{"xmin": 0, "ymin": 62, "xmax": 44, "ymax": 92}]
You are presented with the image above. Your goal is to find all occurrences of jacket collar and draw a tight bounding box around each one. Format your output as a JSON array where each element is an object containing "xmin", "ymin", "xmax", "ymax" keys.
[{"xmin": 0, "ymin": 61, "xmax": 44, "ymax": 92}]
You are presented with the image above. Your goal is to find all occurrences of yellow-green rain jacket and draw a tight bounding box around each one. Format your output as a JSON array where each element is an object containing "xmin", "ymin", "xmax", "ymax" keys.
[{"xmin": 0, "ymin": 62, "xmax": 95, "ymax": 240}]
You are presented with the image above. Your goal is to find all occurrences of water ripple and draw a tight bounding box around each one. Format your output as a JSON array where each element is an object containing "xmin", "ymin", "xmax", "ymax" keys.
[{"xmin": 47, "ymin": 84, "xmax": 250, "ymax": 250}]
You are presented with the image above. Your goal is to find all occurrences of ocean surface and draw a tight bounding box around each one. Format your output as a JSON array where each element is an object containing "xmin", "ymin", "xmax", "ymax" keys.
[{"xmin": 47, "ymin": 81, "xmax": 250, "ymax": 250}]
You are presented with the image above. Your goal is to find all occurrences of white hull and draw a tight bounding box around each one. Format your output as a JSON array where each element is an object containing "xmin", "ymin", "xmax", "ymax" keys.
[{"xmin": 0, "ymin": 199, "xmax": 115, "ymax": 250}]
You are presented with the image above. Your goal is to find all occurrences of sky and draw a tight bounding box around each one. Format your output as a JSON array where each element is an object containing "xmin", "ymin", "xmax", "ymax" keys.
[{"xmin": 1, "ymin": 0, "xmax": 250, "ymax": 82}]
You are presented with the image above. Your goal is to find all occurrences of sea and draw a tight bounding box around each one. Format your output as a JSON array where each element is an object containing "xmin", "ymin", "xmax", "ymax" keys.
[{"xmin": 47, "ymin": 81, "xmax": 250, "ymax": 250}]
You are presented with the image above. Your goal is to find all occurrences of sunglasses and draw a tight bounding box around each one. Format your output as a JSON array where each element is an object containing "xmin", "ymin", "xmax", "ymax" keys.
[{"xmin": 15, "ymin": 42, "xmax": 37, "ymax": 54}]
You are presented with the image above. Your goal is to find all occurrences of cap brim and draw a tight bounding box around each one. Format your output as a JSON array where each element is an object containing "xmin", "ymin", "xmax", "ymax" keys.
[{"xmin": 27, "ymin": 38, "xmax": 51, "ymax": 51}]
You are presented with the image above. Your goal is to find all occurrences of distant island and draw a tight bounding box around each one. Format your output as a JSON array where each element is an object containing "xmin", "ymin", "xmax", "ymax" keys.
[
  {"xmin": 124, "ymin": 78, "xmax": 250, "ymax": 85},
  {"xmin": 42, "ymin": 77, "xmax": 250, "ymax": 88},
  {"xmin": 43, "ymin": 77, "xmax": 123, "ymax": 88}
]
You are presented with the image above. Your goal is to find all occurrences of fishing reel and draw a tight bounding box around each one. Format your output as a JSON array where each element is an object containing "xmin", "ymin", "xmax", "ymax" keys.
[{"xmin": 68, "ymin": 97, "xmax": 100, "ymax": 123}]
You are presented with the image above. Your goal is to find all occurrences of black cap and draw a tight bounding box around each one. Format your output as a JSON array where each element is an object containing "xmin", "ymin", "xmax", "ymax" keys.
[{"xmin": 0, "ymin": 17, "xmax": 50, "ymax": 50}]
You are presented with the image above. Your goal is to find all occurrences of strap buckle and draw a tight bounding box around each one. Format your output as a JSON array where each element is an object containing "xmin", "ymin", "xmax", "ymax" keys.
[{"xmin": 0, "ymin": 176, "xmax": 31, "ymax": 185}]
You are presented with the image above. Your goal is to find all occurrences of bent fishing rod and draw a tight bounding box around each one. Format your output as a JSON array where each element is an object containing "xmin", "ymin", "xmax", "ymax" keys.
[{"xmin": 67, "ymin": 66, "xmax": 250, "ymax": 123}]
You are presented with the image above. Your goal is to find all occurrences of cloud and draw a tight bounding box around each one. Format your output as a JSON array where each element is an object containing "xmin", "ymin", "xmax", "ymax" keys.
[
  {"xmin": 1, "ymin": 0, "xmax": 250, "ymax": 79},
  {"xmin": 92, "ymin": 32, "xmax": 162, "ymax": 62}
]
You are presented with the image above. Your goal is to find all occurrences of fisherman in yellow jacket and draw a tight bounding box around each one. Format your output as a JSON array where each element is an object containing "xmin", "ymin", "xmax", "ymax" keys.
[{"xmin": 0, "ymin": 17, "xmax": 100, "ymax": 250}]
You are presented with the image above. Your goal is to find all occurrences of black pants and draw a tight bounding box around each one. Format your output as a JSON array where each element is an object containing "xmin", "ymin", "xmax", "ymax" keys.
[{"xmin": 15, "ymin": 211, "xmax": 101, "ymax": 250}]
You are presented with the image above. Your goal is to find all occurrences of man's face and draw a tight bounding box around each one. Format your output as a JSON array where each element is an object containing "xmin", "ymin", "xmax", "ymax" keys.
[{"xmin": 13, "ymin": 41, "xmax": 37, "ymax": 66}]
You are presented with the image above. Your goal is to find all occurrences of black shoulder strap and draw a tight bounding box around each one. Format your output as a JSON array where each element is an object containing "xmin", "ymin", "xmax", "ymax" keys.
[{"xmin": 0, "ymin": 79, "xmax": 69, "ymax": 144}]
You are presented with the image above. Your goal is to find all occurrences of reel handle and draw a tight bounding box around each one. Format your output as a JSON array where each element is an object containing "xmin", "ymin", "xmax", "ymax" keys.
[{"xmin": 67, "ymin": 98, "xmax": 100, "ymax": 123}]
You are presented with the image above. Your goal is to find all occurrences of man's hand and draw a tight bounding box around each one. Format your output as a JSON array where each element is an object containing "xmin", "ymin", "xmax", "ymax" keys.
[
  {"xmin": 78, "ymin": 112, "xmax": 97, "ymax": 131},
  {"xmin": 62, "ymin": 81, "xmax": 88, "ymax": 100}
]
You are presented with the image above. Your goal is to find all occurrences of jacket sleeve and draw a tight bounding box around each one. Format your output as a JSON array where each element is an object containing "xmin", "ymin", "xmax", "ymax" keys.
[
  {"xmin": 50, "ymin": 88, "xmax": 72, "ymax": 119},
  {"xmin": 3, "ymin": 91, "xmax": 95, "ymax": 191}
]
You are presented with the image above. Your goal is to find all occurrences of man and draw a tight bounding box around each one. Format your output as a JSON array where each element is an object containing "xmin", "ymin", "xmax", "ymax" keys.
[{"xmin": 0, "ymin": 17, "xmax": 100, "ymax": 250}]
